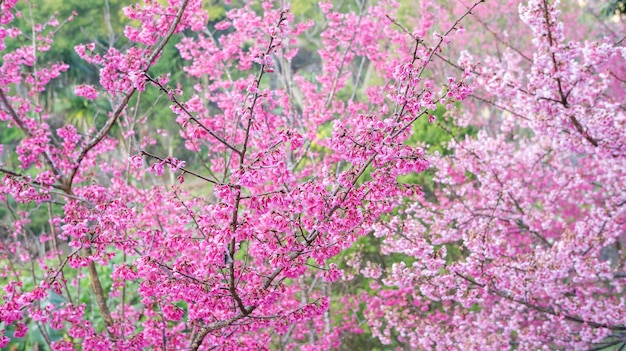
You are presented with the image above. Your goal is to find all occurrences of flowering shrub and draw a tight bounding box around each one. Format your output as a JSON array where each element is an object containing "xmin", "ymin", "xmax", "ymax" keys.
[{"xmin": 1, "ymin": 0, "xmax": 625, "ymax": 350}]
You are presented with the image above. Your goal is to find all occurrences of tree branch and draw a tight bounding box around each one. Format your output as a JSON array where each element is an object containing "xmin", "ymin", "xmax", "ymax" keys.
[
  {"xmin": 456, "ymin": 272, "xmax": 626, "ymax": 331},
  {"xmin": 65, "ymin": 0, "xmax": 191, "ymax": 192}
]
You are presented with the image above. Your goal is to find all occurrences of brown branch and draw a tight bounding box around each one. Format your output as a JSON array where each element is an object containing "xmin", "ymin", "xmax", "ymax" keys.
[
  {"xmin": 540, "ymin": 0, "xmax": 599, "ymax": 147},
  {"xmin": 172, "ymin": 191, "xmax": 208, "ymax": 239},
  {"xmin": 0, "ymin": 167, "xmax": 66, "ymax": 191},
  {"xmin": 61, "ymin": 0, "xmax": 192, "ymax": 340},
  {"xmin": 192, "ymin": 3, "xmax": 487, "ymax": 347},
  {"xmin": 45, "ymin": 248, "xmax": 82, "ymax": 285},
  {"xmin": 227, "ymin": 6, "xmax": 290, "ymax": 323},
  {"xmin": 65, "ymin": 0, "xmax": 191, "ymax": 192},
  {"xmin": 134, "ymin": 248, "xmax": 209, "ymax": 286},
  {"xmin": 456, "ymin": 272, "xmax": 626, "ymax": 331},
  {"xmin": 141, "ymin": 150, "xmax": 225, "ymax": 186},
  {"xmin": 0, "ymin": 90, "xmax": 63, "ymax": 178},
  {"xmin": 569, "ymin": 115, "xmax": 599, "ymax": 147},
  {"xmin": 143, "ymin": 75, "xmax": 243, "ymax": 156},
  {"xmin": 415, "ymin": 0, "xmax": 484, "ymax": 81},
  {"xmin": 85, "ymin": 246, "xmax": 115, "ymax": 337},
  {"xmin": 387, "ymin": 0, "xmax": 484, "ymax": 118},
  {"xmin": 190, "ymin": 312, "xmax": 256, "ymax": 350},
  {"xmin": 240, "ymin": 189, "xmax": 286, "ymax": 199},
  {"xmin": 191, "ymin": 11, "xmax": 289, "ymax": 350},
  {"xmin": 0, "ymin": 89, "xmax": 32, "ymax": 134}
]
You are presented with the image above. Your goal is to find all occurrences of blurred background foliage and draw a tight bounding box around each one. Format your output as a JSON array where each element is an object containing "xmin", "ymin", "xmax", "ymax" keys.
[{"xmin": 601, "ymin": 0, "xmax": 626, "ymax": 16}]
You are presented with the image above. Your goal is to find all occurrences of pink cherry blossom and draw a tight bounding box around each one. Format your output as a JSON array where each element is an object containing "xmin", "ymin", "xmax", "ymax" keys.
[{"xmin": 74, "ymin": 84, "xmax": 99, "ymax": 100}]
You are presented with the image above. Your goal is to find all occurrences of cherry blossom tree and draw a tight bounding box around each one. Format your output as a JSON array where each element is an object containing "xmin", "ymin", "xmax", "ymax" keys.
[
  {"xmin": 361, "ymin": 0, "xmax": 626, "ymax": 350},
  {"xmin": 0, "ymin": 0, "xmax": 625, "ymax": 350}
]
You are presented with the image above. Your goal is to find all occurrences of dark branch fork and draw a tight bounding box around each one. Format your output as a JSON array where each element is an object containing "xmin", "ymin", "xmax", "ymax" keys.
[
  {"xmin": 540, "ymin": 0, "xmax": 599, "ymax": 147},
  {"xmin": 456, "ymin": 272, "xmax": 626, "ymax": 332},
  {"xmin": 191, "ymin": 2, "xmax": 484, "ymax": 348},
  {"xmin": 190, "ymin": 10, "xmax": 290, "ymax": 350}
]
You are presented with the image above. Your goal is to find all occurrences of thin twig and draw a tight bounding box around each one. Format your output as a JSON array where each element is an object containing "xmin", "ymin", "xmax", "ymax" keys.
[
  {"xmin": 456, "ymin": 272, "xmax": 626, "ymax": 331},
  {"xmin": 141, "ymin": 150, "xmax": 225, "ymax": 186},
  {"xmin": 143, "ymin": 75, "xmax": 243, "ymax": 156}
]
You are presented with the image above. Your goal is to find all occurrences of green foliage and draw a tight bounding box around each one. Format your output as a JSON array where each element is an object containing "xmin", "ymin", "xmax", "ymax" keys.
[
  {"xmin": 601, "ymin": 0, "xmax": 626, "ymax": 16},
  {"xmin": 291, "ymin": 0, "xmax": 319, "ymax": 17},
  {"xmin": 329, "ymin": 234, "xmax": 410, "ymax": 350},
  {"xmin": 401, "ymin": 105, "xmax": 478, "ymax": 200},
  {"xmin": 0, "ymin": 121, "xmax": 23, "ymax": 147}
]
